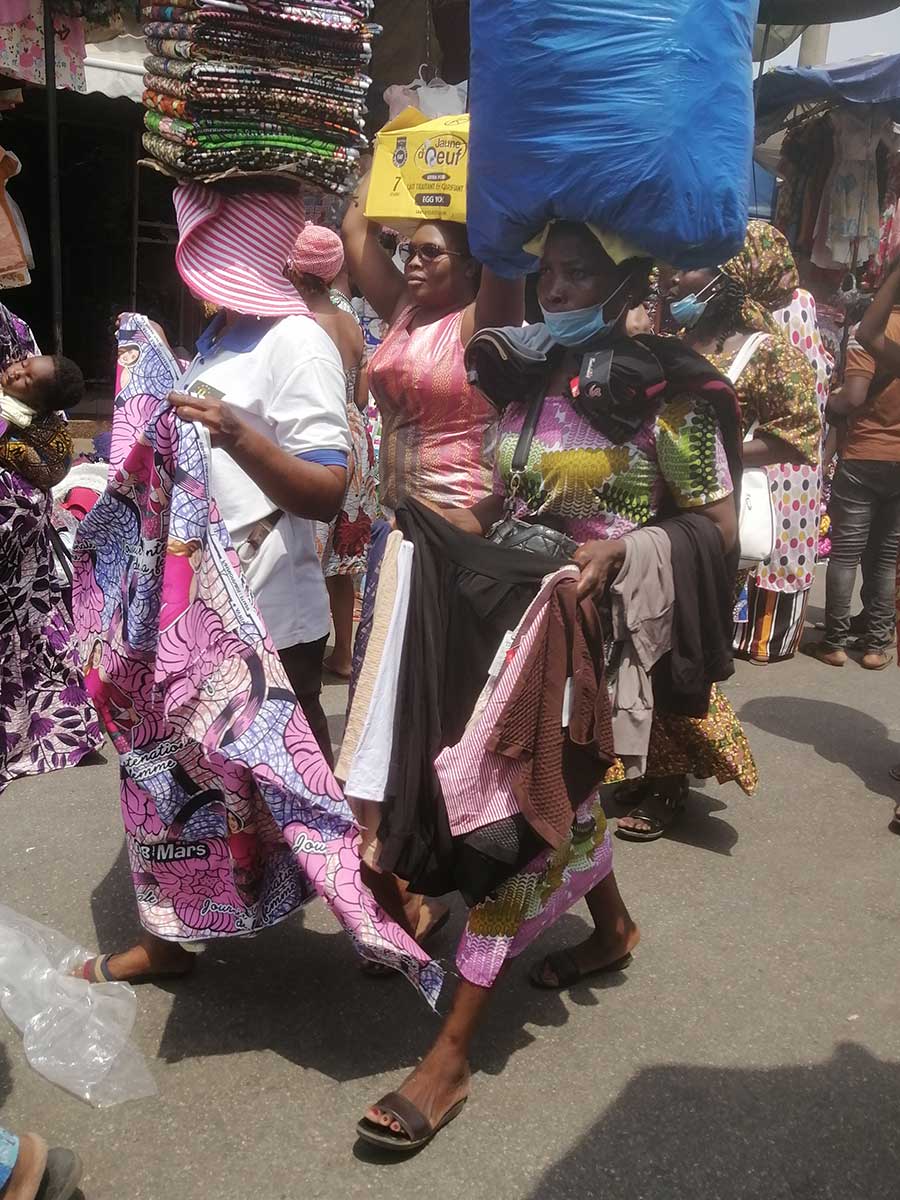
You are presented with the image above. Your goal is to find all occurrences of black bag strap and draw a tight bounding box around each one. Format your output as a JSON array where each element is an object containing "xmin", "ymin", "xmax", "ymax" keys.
[{"xmin": 511, "ymin": 388, "xmax": 545, "ymax": 473}]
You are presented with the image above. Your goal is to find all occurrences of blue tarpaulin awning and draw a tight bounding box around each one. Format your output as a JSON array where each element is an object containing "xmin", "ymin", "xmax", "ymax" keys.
[{"xmin": 756, "ymin": 53, "xmax": 900, "ymax": 127}]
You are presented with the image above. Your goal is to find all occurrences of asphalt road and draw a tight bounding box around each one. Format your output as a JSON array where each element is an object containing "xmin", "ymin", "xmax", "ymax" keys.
[{"xmin": 1, "ymin": 581, "xmax": 899, "ymax": 1200}]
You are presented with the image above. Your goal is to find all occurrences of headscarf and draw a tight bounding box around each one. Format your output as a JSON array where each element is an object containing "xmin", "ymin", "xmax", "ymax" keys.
[
  {"xmin": 720, "ymin": 220, "xmax": 799, "ymax": 334},
  {"xmin": 285, "ymin": 222, "xmax": 345, "ymax": 284},
  {"xmin": 174, "ymin": 183, "xmax": 311, "ymax": 318}
]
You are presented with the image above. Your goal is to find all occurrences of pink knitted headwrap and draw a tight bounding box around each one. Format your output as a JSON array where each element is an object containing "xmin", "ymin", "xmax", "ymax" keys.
[{"xmin": 286, "ymin": 222, "xmax": 345, "ymax": 284}]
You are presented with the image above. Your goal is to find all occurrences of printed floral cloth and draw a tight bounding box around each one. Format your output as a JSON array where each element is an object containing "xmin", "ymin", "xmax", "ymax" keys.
[
  {"xmin": 0, "ymin": 470, "xmax": 103, "ymax": 793},
  {"xmin": 72, "ymin": 314, "xmax": 442, "ymax": 1007}
]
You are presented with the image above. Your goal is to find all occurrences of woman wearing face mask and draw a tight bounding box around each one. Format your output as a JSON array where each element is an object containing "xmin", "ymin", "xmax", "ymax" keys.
[
  {"xmin": 357, "ymin": 222, "xmax": 756, "ymax": 1152},
  {"xmin": 669, "ymin": 221, "xmax": 823, "ymax": 669}
]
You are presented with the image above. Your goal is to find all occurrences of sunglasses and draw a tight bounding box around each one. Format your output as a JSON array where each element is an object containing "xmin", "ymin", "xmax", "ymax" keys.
[{"xmin": 398, "ymin": 241, "xmax": 466, "ymax": 265}]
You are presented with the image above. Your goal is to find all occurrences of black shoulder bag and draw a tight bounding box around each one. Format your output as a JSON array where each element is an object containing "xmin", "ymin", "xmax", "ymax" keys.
[{"xmin": 487, "ymin": 389, "xmax": 578, "ymax": 560}]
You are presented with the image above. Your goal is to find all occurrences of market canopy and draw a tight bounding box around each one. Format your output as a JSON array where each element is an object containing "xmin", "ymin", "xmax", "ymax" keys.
[
  {"xmin": 758, "ymin": 0, "xmax": 899, "ymax": 20},
  {"xmin": 756, "ymin": 52, "xmax": 900, "ymax": 130}
]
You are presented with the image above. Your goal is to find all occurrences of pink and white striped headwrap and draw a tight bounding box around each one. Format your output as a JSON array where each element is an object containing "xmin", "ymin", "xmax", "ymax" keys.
[{"xmin": 174, "ymin": 182, "xmax": 311, "ymax": 317}]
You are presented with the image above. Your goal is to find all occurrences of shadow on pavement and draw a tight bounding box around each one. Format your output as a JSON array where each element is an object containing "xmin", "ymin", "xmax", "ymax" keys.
[
  {"xmin": 740, "ymin": 697, "xmax": 898, "ymax": 803},
  {"xmin": 110, "ymin": 902, "xmax": 611, "ymax": 1085},
  {"xmin": 527, "ymin": 1043, "xmax": 900, "ymax": 1200}
]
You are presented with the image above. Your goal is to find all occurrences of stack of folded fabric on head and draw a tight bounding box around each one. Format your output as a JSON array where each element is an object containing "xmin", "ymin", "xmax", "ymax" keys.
[{"xmin": 141, "ymin": 0, "xmax": 376, "ymax": 188}]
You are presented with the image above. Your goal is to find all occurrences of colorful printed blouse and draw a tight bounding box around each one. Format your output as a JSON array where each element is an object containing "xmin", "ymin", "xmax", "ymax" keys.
[
  {"xmin": 368, "ymin": 304, "xmax": 497, "ymax": 513},
  {"xmin": 708, "ymin": 334, "xmax": 820, "ymax": 464},
  {"xmin": 495, "ymin": 392, "xmax": 733, "ymax": 544}
]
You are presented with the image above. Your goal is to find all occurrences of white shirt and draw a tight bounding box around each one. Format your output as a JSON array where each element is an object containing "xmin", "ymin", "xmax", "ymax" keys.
[{"xmin": 179, "ymin": 314, "xmax": 351, "ymax": 649}]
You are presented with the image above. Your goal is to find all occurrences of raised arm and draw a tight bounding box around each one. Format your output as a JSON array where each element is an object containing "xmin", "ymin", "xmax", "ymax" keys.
[
  {"xmin": 342, "ymin": 171, "xmax": 407, "ymax": 324},
  {"xmin": 464, "ymin": 269, "xmax": 526, "ymax": 342},
  {"xmin": 857, "ymin": 258, "xmax": 900, "ymax": 375}
]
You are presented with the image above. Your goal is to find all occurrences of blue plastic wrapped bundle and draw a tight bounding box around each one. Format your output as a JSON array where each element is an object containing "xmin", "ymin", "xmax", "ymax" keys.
[{"xmin": 467, "ymin": 0, "xmax": 757, "ymax": 275}]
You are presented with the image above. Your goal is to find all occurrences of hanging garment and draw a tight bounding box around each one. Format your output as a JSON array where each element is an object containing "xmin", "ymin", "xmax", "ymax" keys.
[
  {"xmin": 434, "ymin": 563, "xmax": 615, "ymax": 875},
  {"xmin": 0, "ymin": 0, "xmax": 86, "ymax": 91},
  {"xmin": 72, "ymin": 314, "xmax": 443, "ymax": 1008},
  {"xmin": 377, "ymin": 498, "xmax": 562, "ymax": 896},
  {"xmin": 384, "ymin": 69, "xmax": 468, "ymax": 120},
  {"xmin": 813, "ymin": 107, "xmax": 900, "ymax": 269},
  {"xmin": 652, "ymin": 512, "xmax": 736, "ymax": 719},
  {"xmin": 343, "ymin": 540, "xmax": 414, "ymax": 804},
  {"xmin": 435, "ymin": 567, "xmax": 580, "ymax": 840},
  {"xmin": 0, "ymin": 147, "xmax": 27, "ymax": 289},
  {"xmin": 607, "ymin": 525, "xmax": 674, "ymax": 772}
]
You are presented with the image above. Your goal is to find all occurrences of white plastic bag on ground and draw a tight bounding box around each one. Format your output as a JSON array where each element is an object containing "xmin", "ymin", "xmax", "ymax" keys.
[{"xmin": 0, "ymin": 904, "xmax": 156, "ymax": 1107}]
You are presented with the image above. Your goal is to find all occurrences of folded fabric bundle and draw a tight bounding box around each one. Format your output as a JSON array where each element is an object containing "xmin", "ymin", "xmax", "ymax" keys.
[
  {"xmin": 142, "ymin": 130, "xmax": 352, "ymax": 186},
  {"xmin": 141, "ymin": 0, "xmax": 376, "ymax": 186}
]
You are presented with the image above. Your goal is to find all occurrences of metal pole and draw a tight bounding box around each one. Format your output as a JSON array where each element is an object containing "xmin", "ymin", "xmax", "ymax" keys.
[
  {"xmin": 42, "ymin": 0, "xmax": 63, "ymax": 354},
  {"xmin": 798, "ymin": 24, "xmax": 831, "ymax": 67}
]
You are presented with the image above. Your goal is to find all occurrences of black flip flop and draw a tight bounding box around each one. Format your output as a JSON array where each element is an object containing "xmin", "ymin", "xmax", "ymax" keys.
[
  {"xmin": 356, "ymin": 1092, "xmax": 467, "ymax": 1152},
  {"xmin": 891, "ymin": 804, "xmax": 900, "ymax": 834},
  {"xmin": 35, "ymin": 1149, "xmax": 83, "ymax": 1200},
  {"xmin": 529, "ymin": 947, "xmax": 633, "ymax": 990}
]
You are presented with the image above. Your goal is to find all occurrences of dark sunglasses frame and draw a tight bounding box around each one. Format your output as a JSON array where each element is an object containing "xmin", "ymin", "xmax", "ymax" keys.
[{"xmin": 398, "ymin": 241, "xmax": 467, "ymax": 265}]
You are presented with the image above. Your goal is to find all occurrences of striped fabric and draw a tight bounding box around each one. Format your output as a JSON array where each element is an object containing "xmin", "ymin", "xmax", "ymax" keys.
[
  {"xmin": 435, "ymin": 567, "xmax": 578, "ymax": 838},
  {"xmin": 733, "ymin": 578, "xmax": 809, "ymax": 664},
  {"xmin": 173, "ymin": 182, "xmax": 312, "ymax": 317}
]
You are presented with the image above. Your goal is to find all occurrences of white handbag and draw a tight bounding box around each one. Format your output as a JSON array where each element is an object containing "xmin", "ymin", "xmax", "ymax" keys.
[{"xmin": 727, "ymin": 332, "xmax": 776, "ymax": 571}]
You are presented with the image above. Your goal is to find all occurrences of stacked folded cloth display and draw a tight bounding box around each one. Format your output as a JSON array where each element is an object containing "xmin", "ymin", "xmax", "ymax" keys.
[{"xmin": 141, "ymin": 0, "xmax": 376, "ymax": 188}]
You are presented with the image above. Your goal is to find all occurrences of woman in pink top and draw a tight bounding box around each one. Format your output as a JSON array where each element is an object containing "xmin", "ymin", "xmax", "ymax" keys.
[
  {"xmin": 342, "ymin": 172, "xmax": 524, "ymax": 514},
  {"xmin": 341, "ymin": 175, "xmax": 524, "ymax": 950}
]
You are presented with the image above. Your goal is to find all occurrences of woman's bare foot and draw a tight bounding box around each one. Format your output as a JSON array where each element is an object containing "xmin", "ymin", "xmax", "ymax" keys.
[
  {"xmin": 532, "ymin": 922, "xmax": 641, "ymax": 988},
  {"xmin": 5, "ymin": 1133, "xmax": 47, "ymax": 1200},
  {"xmin": 75, "ymin": 933, "xmax": 194, "ymax": 983},
  {"xmin": 365, "ymin": 1045, "xmax": 470, "ymax": 1140},
  {"xmin": 413, "ymin": 899, "xmax": 450, "ymax": 943},
  {"xmin": 323, "ymin": 653, "xmax": 352, "ymax": 679}
]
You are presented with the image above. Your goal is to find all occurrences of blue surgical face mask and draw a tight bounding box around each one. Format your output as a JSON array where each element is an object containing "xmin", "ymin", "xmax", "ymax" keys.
[
  {"xmin": 540, "ymin": 276, "xmax": 630, "ymax": 347},
  {"xmin": 669, "ymin": 273, "xmax": 722, "ymax": 329}
]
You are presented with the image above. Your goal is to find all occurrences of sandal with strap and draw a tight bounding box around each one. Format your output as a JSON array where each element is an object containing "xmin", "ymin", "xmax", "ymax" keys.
[
  {"xmin": 75, "ymin": 952, "xmax": 194, "ymax": 986},
  {"xmin": 356, "ymin": 1091, "xmax": 468, "ymax": 1153},
  {"xmin": 529, "ymin": 947, "xmax": 633, "ymax": 990},
  {"xmin": 616, "ymin": 779, "xmax": 688, "ymax": 843},
  {"xmin": 891, "ymin": 803, "xmax": 900, "ymax": 834}
]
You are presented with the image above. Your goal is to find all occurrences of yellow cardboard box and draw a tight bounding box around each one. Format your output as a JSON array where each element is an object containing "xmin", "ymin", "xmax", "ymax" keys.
[{"xmin": 366, "ymin": 108, "xmax": 468, "ymax": 228}]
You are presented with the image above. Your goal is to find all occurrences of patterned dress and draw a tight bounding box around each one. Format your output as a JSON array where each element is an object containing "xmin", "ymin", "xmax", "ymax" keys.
[
  {"xmin": 0, "ymin": 307, "xmax": 102, "ymax": 795},
  {"xmin": 314, "ymin": 289, "xmax": 378, "ymax": 577},
  {"xmin": 315, "ymin": 364, "xmax": 378, "ymax": 577},
  {"xmin": 710, "ymin": 311, "xmax": 824, "ymax": 663},
  {"xmin": 456, "ymin": 388, "xmax": 758, "ymax": 989}
]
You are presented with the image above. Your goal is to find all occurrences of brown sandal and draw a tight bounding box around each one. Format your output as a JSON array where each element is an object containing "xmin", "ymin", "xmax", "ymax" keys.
[{"xmin": 356, "ymin": 1092, "xmax": 467, "ymax": 1152}]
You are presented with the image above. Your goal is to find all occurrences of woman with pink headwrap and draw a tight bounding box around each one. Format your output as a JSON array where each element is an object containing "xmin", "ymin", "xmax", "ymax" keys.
[{"xmin": 285, "ymin": 223, "xmax": 378, "ymax": 678}]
